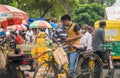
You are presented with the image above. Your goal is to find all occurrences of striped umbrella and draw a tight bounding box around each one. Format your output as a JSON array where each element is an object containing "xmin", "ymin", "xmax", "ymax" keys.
[
  {"xmin": 30, "ymin": 20, "xmax": 52, "ymax": 28},
  {"xmin": 0, "ymin": 4, "xmax": 28, "ymax": 20},
  {"xmin": 7, "ymin": 24, "xmax": 27, "ymax": 31}
]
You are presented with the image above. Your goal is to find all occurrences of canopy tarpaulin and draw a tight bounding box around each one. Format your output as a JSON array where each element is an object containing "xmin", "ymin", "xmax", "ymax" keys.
[{"xmin": 28, "ymin": 18, "xmax": 45, "ymax": 23}]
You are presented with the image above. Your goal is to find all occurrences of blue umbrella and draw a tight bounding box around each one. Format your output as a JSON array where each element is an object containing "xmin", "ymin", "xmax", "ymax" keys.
[{"xmin": 49, "ymin": 22, "xmax": 58, "ymax": 28}]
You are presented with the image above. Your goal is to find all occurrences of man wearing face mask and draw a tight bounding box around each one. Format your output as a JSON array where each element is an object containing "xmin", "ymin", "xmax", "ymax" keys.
[{"xmin": 61, "ymin": 14, "xmax": 82, "ymax": 73}]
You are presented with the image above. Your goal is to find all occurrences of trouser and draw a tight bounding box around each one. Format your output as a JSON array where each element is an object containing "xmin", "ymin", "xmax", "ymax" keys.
[
  {"xmin": 95, "ymin": 50, "xmax": 108, "ymax": 63},
  {"xmin": 67, "ymin": 52, "xmax": 78, "ymax": 73},
  {"xmin": 94, "ymin": 50, "xmax": 108, "ymax": 78}
]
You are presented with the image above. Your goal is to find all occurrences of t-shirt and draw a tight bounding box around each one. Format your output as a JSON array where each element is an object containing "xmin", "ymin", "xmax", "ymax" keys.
[
  {"xmin": 26, "ymin": 30, "xmax": 34, "ymax": 37},
  {"xmin": 16, "ymin": 35, "xmax": 23, "ymax": 44},
  {"xmin": 92, "ymin": 28, "xmax": 105, "ymax": 50},
  {"xmin": 80, "ymin": 32, "xmax": 92, "ymax": 50},
  {"xmin": 74, "ymin": 25, "xmax": 80, "ymax": 32}
]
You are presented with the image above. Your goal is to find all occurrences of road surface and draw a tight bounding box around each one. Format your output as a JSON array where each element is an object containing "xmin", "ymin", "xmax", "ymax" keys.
[
  {"xmin": 0, "ymin": 69, "xmax": 120, "ymax": 78},
  {"xmin": 103, "ymin": 69, "xmax": 120, "ymax": 78}
]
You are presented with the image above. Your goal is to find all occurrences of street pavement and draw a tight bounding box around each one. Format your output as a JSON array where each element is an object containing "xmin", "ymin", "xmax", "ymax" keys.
[
  {"xmin": 103, "ymin": 69, "xmax": 120, "ymax": 78},
  {"xmin": 0, "ymin": 69, "xmax": 120, "ymax": 78}
]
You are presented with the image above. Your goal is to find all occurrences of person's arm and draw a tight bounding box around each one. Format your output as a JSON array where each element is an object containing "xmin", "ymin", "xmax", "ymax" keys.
[{"xmin": 33, "ymin": 49, "xmax": 51, "ymax": 59}]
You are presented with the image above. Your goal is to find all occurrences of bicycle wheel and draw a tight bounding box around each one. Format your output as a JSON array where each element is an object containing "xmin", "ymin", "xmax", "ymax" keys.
[
  {"xmin": 33, "ymin": 61, "xmax": 58, "ymax": 78},
  {"xmin": 76, "ymin": 53, "xmax": 103, "ymax": 78}
]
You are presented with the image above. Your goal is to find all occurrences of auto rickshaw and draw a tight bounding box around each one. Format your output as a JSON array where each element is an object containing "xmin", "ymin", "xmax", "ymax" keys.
[{"xmin": 95, "ymin": 20, "xmax": 120, "ymax": 66}]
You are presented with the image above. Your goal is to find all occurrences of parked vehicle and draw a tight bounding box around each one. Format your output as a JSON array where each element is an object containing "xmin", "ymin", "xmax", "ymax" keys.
[
  {"xmin": 95, "ymin": 20, "xmax": 120, "ymax": 65},
  {"xmin": 6, "ymin": 54, "xmax": 36, "ymax": 78}
]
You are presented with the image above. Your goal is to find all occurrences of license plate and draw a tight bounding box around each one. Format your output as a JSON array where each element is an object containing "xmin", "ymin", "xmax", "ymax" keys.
[{"xmin": 19, "ymin": 65, "xmax": 31, "ymax": 71}]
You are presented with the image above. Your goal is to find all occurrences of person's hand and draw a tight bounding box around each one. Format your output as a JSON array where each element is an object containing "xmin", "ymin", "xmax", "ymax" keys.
[
  {"xmin": 64, "ymin": 38, "xmax": 71, "ymax": 42},
  {"xmin": 46, "ymin": 49, "xmax": 52, "ymax": 52}
]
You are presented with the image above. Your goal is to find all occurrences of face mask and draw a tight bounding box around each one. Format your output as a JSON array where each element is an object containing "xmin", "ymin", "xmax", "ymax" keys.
[
  {"xmin": 65, "ymin": 26, "xmax": 69, "ymax": 29},
  {"xmin": 81, "ymin": 30, "xmax": 85, "ymax": 34}
]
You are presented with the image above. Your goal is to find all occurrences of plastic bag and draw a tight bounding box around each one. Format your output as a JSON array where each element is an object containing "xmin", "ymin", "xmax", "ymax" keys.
[{"xmin": 53, "ymin": 47, "xmax": 68, "ymax": 69}]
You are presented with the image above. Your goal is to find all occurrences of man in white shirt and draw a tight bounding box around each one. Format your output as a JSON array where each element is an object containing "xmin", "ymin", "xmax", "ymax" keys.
[
  {"xmin": 26, "ymin": 28, "xmax": 34, "ymax": 44},
  {"xmin": 80, "ymin": 26, "xmax": 92, "ymax": 50}
]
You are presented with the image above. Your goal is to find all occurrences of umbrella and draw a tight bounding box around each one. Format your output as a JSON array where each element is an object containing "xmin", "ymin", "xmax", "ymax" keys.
[
  {"xmin": 0, "ymin": 4, "xmax": 28, "ymax": 20},
  {"xmin": 30, "ymin": 20, "xmax": 52, "ymax": 28},
  {"xmin": 49, "ymin": 22, "xmax": 58, "ymax": 28},
  {"xmin": 7, "ymin": 24, "xmax": 27, "ymax": 31},
  {"xmin": 1, "ymin": 18, "xmax": 22, "ymax": 28}
]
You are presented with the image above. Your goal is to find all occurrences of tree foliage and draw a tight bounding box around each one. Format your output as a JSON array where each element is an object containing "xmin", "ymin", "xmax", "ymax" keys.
[
  {"xmin": 73, "ymin": 3, "xmax": 104, "ymax": 26},
  {"xmin": 0, "ymin": 0, "xmax": 116, "ymax": 19},
  {"xmin": 59, "ymin": 0, "xmax": 79, "ymax": 16},
  {"xmin": 21, "ymin": 0, "xmax": 67, "ymax": 18},
  {"xmin": 31, "ymin": 0, "xmax": 56, "ymax": 17},
  {"xmin": 79, "ymin": 0, "xmax": 115, "ymax": 6},
  {"xmin": 104, "ymin": 0, "xmax": 116, "ymax": 6}
]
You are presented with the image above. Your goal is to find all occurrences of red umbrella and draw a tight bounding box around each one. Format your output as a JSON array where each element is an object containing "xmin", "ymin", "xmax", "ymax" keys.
[
  {"xmin": 7, "ymin": 24, "xmax": 27, "ymax": 31},
  {"xmin": 1, "ymin": 18, "xmax": 22, "ymax": 28},
  {"xmin": 0, "ymin": 4, "xmax": 28, "ymax": 20}
]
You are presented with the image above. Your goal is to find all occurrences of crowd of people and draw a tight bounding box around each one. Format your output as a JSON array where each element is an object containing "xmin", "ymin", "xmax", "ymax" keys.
[
  {"xmin": 0, "ymin": 19, "xmax": 95, "ymax": 49},
  {"xmin": 0, "ymin": 14, "xmax": 107, "ymax": 63},
  {"xmin": 0, "ymin": 14, "xmax": 107, "ymax": 78}
]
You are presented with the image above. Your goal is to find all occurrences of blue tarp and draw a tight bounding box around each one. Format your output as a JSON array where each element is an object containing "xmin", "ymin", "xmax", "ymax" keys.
[
  {"xmin": 49, "ymin": 22, "xmax": 58, "ymax": 28},
  {"xmin": 26, "ymin": 18, "xmax": 46, "ymax": 27},
  {"xmin": 28, "ymin": 18, "xmax": 45, "ymax": 23}
]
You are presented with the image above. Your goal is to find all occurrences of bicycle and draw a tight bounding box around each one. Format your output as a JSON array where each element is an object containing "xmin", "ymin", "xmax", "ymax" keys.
[
  {"xmin": 103, "ymin": 42, "xmax": 115, "ymax": 78},
  {"xmin": 33, "ymin": 44, "xmax": 103, "ymax": 78}
]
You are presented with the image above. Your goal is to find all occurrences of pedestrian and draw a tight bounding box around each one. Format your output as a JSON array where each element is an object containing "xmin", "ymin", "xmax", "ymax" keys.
[
  {"xmin": 92, "ymin": 21, "xmax": 108, "ymax": 78},
  {"xmin": 80, "ymin": 23, "xmax": 88, "ymax": 34},
  {"xmin": 80, "ymin": 26, "xmax": 92, "ymax": 50},
  {"xmin": 36, "ymin": 29, "xmax": 47, "ymax": 47},
  {"xmin": 9, "ymin": 31, "xmax": 17, "ymax": 50},
  {"xmin": 37, "ymin": 29, "xmax": 46, "ymax": 39},
  {"xmin": 25, "ymin": 28, "xmax": 34, "ymax": 44},
  {"xmin": 15, "ymin": 33, "xmax": 23, "ymax": 44},
  {"xmin": 61, "ymin": 14, "xmax": 82, "ymax": 73},
  {"xmin": 92, "ymin": 21, "xmax": 108, "ymax": 59},
  {"xmin": 88, "ymin": 26, "xmax": 95, "ymax": 36}
]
